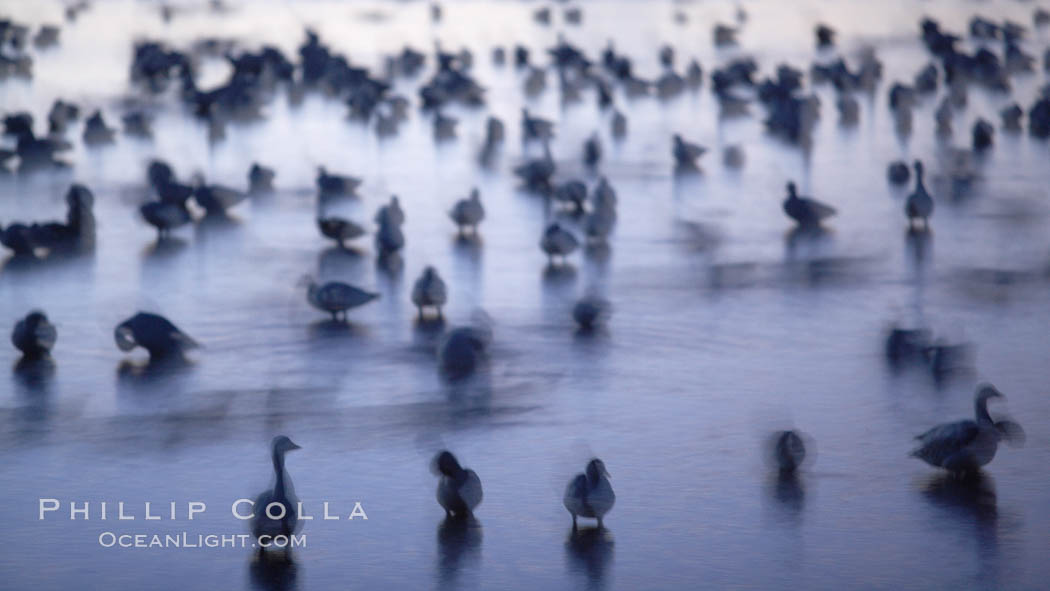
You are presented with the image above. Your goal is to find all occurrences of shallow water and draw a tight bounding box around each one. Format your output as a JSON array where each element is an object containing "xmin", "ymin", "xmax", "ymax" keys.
[{"xmin": 1, "ymin": 0, "xmax": 1050, "ymax": 589}]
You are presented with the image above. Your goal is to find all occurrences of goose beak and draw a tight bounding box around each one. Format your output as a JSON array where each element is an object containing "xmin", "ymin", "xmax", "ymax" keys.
[{"xmin": 289, "ymin": 442, "xmax": 302, "ymax": 451}]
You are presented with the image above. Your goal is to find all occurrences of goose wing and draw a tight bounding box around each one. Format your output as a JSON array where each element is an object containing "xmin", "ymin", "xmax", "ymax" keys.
[
  {"xmin": 563, "ymin": 474, "xmax": 587, "ymax": 516},
  {"xmin": 911, "ymin": 420, "xmax": 979, "ymax": 466}
]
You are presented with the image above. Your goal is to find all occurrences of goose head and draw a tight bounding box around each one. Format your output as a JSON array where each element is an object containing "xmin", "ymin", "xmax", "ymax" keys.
[
  {"xmin": 431, "ymin": 450, "xmax": 463, "ymax": 478},
  {"xmin": 114, "ymin": 322, "xmax": 137, "ymax": 352},
  {"xmin": 913, "ymin": 160, "xmax": 924, "ymax": 179},
  {"xmin": 786, "ymin": 181, "xmax": 798, "ymax": 198},
  {"xmin": 271, "ymin": 435, "xmax": 301, "ymax": 456},
  {"xmin": 585, "ymin": 458, "xmax": 610, "ymax": 484}
]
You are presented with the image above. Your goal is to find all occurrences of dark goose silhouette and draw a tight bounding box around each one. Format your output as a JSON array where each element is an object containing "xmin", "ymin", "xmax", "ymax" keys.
[
  {"xmin": 431, "ymin": 450, "xmax": 483, "ymax": 518},
  {"xmin": 114, "ymin": 312, "xmax": 199, "ymax": 360},
  {"xmin": 782, "ymin": 181, "xmax": 836, "ymax": 228},
  {"xmin": 564, "ymin": 459, "xmax": 615, "ymax": 529},
  {"xmin": 252, "ymin": 436, "xmax": 302, "ymax": 555},
  {"xmin": 911, "ymin": 385, "xmax": 1025, "ymax": 476},
  {"xmin": 11, "ymin": 311, "xmax": 57, "ymax": 358}
]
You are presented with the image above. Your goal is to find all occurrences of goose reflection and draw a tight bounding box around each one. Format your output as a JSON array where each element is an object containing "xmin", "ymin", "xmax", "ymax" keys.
[
  {"xmin": 435, "ymin": 515, "xmax": 482, "ymax": 591},
  {"xmin": 564, "ymin": 526, "xmax": 614, "ymax": 591},
  {"xmin": 318, "ymin": 245, "xmax": 364, "ymax": 278},
  {"xmin": 249, "ymin": 555, "xmax": 299, "ymax": 591},
  {"xmin": 920, "ymin": 472, "xmax": 1001, "ymax": 587},
  {"xmin": 905, "ymin": 226, "xmax": 931, "ymax": 268},
  {"xmin": 766, "ymin": 470, "xmax": 806, "ymax": 525}
]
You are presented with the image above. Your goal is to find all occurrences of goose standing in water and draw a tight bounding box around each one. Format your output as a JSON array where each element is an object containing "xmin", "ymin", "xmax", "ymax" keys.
[
  {"xmin": 317, "ymin": 217, "xmax": 365, "ymax": 248},
  {"xmin": 248, "ymin": 163, "xmax": 275, "ymax": 194},
  {"xmin": 564, "ymin": 459, "xmax": 615, "ymax": 529},
  {"xmin": 782, "ymin": 182, "xmax": 836, "ymax": 228},
  {"xmin": 911, "ymin": 385, "xmax": 1025, "ymax": 477},
  {"xmin": 298, "ymin": 275, "xmax": 378, "ymax": 321},
  {"xmin": 114, "ymin": 312, "xmax": 198, "ymax": 360},
  {"xmin": 375, "ymin": 195, "xmax": 405, "ymax": 227},
  {"xmin": 905, "ymin": 160, "xmax": 933, "ymax": 229},
  {"xmin": 770, "ymin": 430, "xmax": 806, "ymax": 473},
  {"xmin": 316, "ymin": 167, "xmax": 361, "ymax": 197},
  {"xmin": 540, "ymin": 222, "xmax": 579, "ymax": 264},
  {"xmin": 412, "ymin": 266, "xmax": 447, "ymax": 318},
  {"xmin": 431, "ymin": 450, "xmax": 483, "ymax": 518},
  {"xmin": 672, "ymin": 134, "xmax": 706, "ymax": 169},
  {"xmin": 11, "ymin": 311, "xmax": 57, "ymax": 358},
  {"xmin": 252, "ymin": 436, "xmax": 302, "ymax": 555},
  {"xmin": 573, "ymin": 295, "xmax": 611, "ymax": 330},
  {"xmin": 449, "ymin": 188, "xmax": 484, "ymax": 235}
]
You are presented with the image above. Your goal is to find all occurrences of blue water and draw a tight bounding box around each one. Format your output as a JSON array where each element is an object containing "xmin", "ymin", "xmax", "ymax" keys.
[{"xmin": 1, "ymin": 0, "xmax": 1049, "ymax": 589}]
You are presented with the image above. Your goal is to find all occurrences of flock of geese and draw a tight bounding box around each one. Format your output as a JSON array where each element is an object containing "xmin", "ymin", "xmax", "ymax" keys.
[{"xmin": 0, "ymin": 0, "xmax": 1042, "ymax": 560}]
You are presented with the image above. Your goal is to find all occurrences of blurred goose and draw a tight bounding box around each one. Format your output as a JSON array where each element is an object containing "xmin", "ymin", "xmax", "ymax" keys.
[
  {"xmin": 484, "ymin": 116, "xmax": 504, "ymax": 147},
  {"xmin": 564, "ymin": 458, "xmax": 615, "ymax": 528},
  {"xmin": 672, "ymin": 134, "xmax": 706, "ymax": 168},
  {"xmin": 449, "ymin": 188, "xmax": 485, "ymax": 234},
  {"xmin": 713, "ymin": 24, "xmax": 737, "ymax": 46},
  {"xmin": 513, "ymin": 143, "xmax": 555, "ymax": 191},
  {"xmin": 553, "ymin": 180, "xmax": 587, "ymax": 212},
  {"xmin": 972, "ymin": 118, "xmax": 994, "ymax": 150},
  {"xmin": 194, "ymin": 182, "xmax": 247, "ymax": 216},
  {"xmin": 412, "ymin": 266, "xmax": 447, "ymax": 318},
  {"xmin": 573, "ymin": 295, "xmax": 611, "ymax": 330},
  {"xmin": 431, "ymin": 451, "xmax": 482, "ymax": 518},
  {"xmin": 521, "ymin": 109, "xmax": 554, "ymax": 141},
  {"xmin": 771, "ymin": 430, "xmax": 806, "ymax": 473},
  {"xmin": 611, "ymin": 110, "xmax": 627, "ymax": 138},
  {"xmin": 252, "ymin": 436, "xmax": 301, "ymax": 551},
  {"xmin": 317, "ymin": 167, "xmax": 361, "ymax": 196},
  {"xmin": 298, "ymin": 275, "xmax": 378, "ymax": 321},
  {"xmin": 249, "ymin": 163, "xmax": 275, "ymax": 193},
  {"xmin": 911, "ymin": 385, "xmax": 1025, "ymax": 476},
  {"xmin": 375, "ymin": 217, "xmax": 405, "ymax": 254},
  {"xmin": 1000, "ymin": 104, "xmax": 1023, "ymax": 131},
  {"xmin": 82, "ymin": 110, "xmax": 116, "ymax": 145},
  {"xmin": 438, "ymin": 320, "xmax": 492, "ymax": 379},
  {"xmin": 375, "ymin": 196, "xmax": 405, "ymax": 227},
  {"xmin": 905, "ymin": 160, "xmax": 933, "ymax": 229},
  {"xmin": 836, "ymin": 94, "xmax": 859, "ymax": 125},
  {"xmin": 887, "ymin": 161, "xmax": 910, "ymax": 185},
  {"xmin": 783, "ymin": 182, "xmax": 835, "ymax": 228},
  {"xmin": 114, "ymin": 312, "xmax": 198, "ymax": 360},
  {"xmin": 591, "ymin": 177, "xmax": 617, "ymax": 214},
  {"xmin": 317, "ymin": 217, "xmax": 365, "ymax": 248},
  {"xmin": 540, "ymin": 223, "xmax": 579, "ymax": 264},
  {"xmin": 11, "ymin": 311, "xmax": 57, "ymax": 358},
  {"xmin": 140, "ymin": 200, "xmax": 192, "ymax": 239},
  {"xmin": 121, "ymin": 111, "xmax": 152, "ymax": 138},
  {"xmin": 583, "ymin": 134, "xmax": 602, "ymax": 167}
]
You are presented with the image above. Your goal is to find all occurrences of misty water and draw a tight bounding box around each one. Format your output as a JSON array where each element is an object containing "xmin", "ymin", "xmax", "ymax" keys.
[{"xmin": 1, "ymin": 0, "xmax": 1049, "ymax": 589}]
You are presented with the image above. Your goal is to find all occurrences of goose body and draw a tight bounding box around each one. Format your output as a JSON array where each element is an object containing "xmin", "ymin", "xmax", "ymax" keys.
[
  {"xmin": 375, "ymin": 217, "xmax": 405, "ymax": 253},
  {"xmin": 449, "ymin": 188, "xmax": 485, "ymax": 233},
  {"xmin": 911, "ymin": 385, "xmax": 1025, "ymax": 475},
  {"xmin": 302, "ymin": 276, "xmax": 379, "ymax": 321},
  {"xmin": 318, "ymin": 217, "xmax": 365, "ymax": 247},
  {"xmin": 411, "ymin": 266, "xmax": 447, "ymax": 317},
  {"xmin": 251, "ymin": 436, "xmax": 301, "ymax": 548},
  {"xmin": 140, "ymin": 200, "xmax": 192, "ymax": 237},
  {"xmin": 672, "ymin": 134, "xmax": 706, "ymax": 167},
  {"xmin": 114, "ymin": 312, "xmax": 198, "ymax": 360},
  {"xmin": 432, "ymin": 451, "xmax": 483, "ymax": 517},
  {"xmin": 375, "ymin": 196, "xmax": 405, "ymax": 227},
  {"xmin": 564, "ymin": 459, "xmax": 615, "ymax": 528},
  {"xmin": 905, "ymin": 160, "xmax": 933, "ymax": 228},
  {"xmin": 540, "ymin": 223, "xmax": 579, "ymax": 263},
  {"xmin": 317, "ymin": 167, "xmax": 361, "ymax": 196},
  {"xmin": 573, "ymin": 296, "xmax": 611, "ymax": 329},
  {"xmin": 12, "ymin": 311, "xmax": 57, "ymax": 357},
  {"xmin": 773, "ymin": 430, "xmax": 806, "ymax": 473},
  {"xmin": 783, "ymin": 182, "xmax": 835, "ymax": 227},
  {"xmin": 249, "ymin": 163, "xmax": 275, "ymax": 193},
  {"xmin": 194, "ymin": 183, "xmax": 247, "ymax": 216}
]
